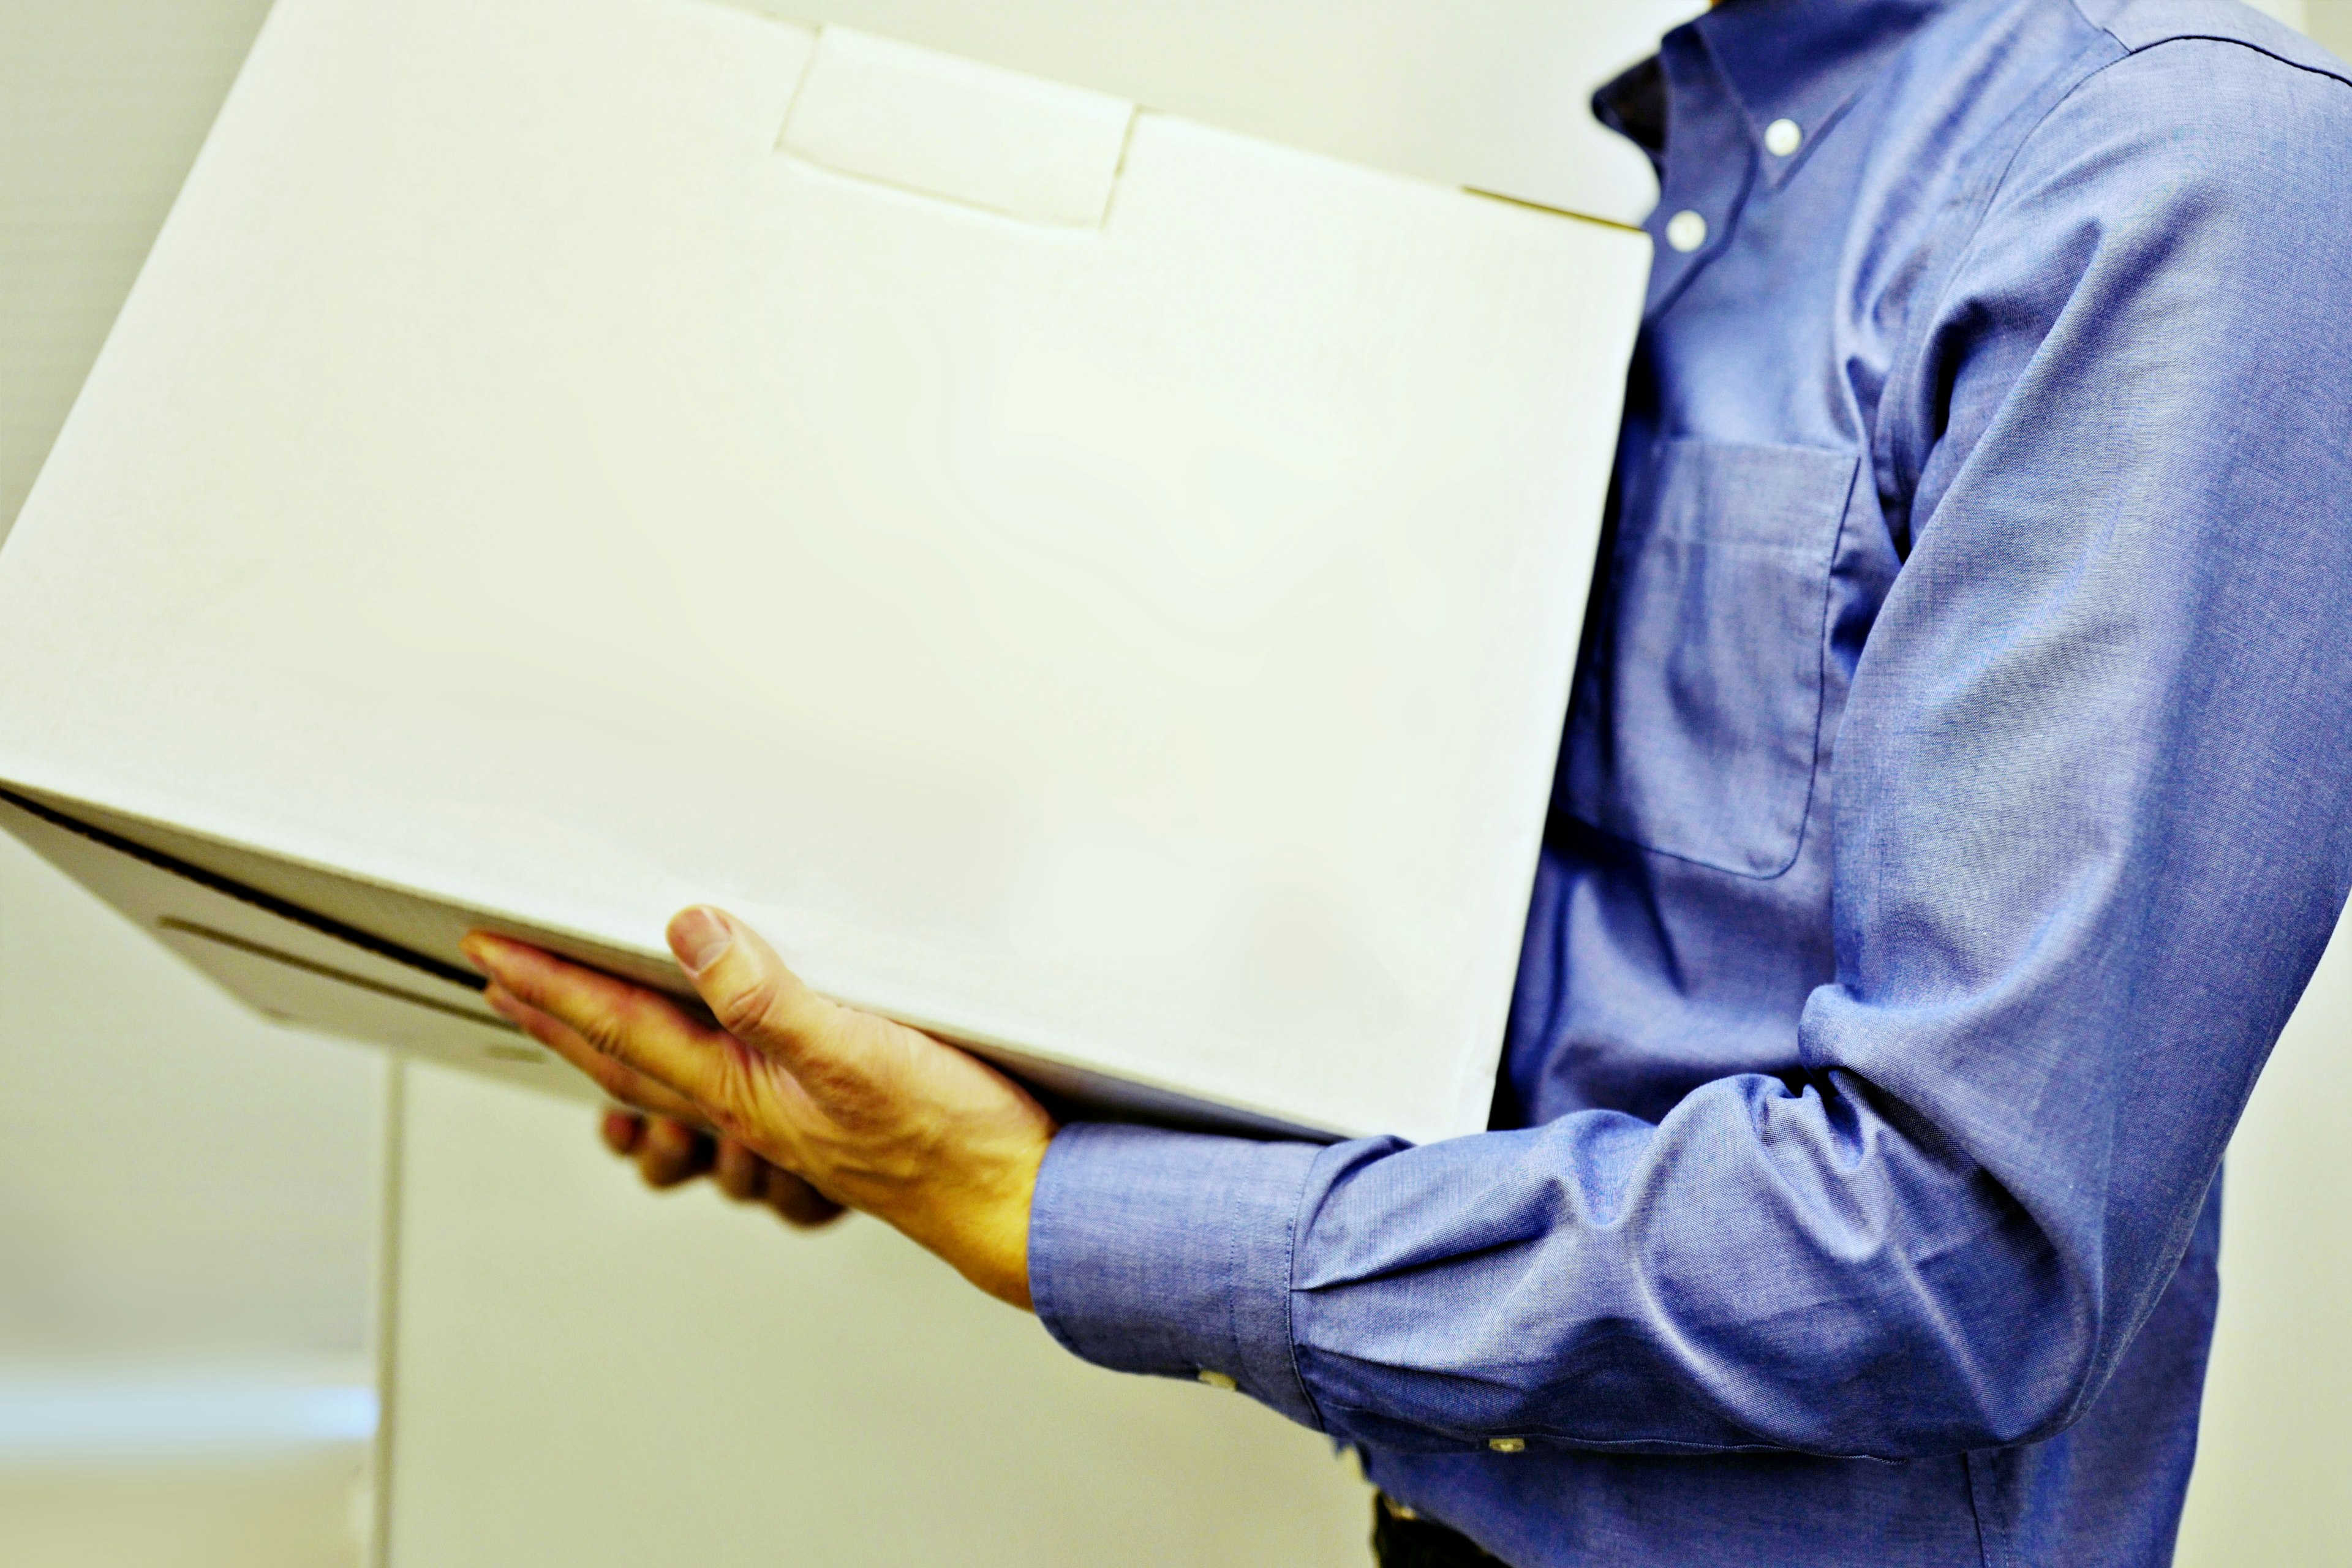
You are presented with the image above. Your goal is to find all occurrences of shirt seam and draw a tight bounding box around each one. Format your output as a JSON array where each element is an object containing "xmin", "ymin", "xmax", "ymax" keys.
[
  {"xmin": 2079, "ymin": 0, "xmax": 2352, "ymax": 92},
  {"xmin": 1278, "ymin": 1153, "xmax": 1329, "ymax": 1433},
  {"xmin": 1964, "ymin": 1449, "xmax": 2008, "ymax": 1568},
  {"xmin": 2128, "ymin": 36, "xmax": 2352, "ymax": 89},
  {"xmin": 1874, "ymin": 23, "xmax": 2124, "ymax": 507},
  {"xmin": 1907, "ymin": 24, "xmax": 2352, "ymax": 458},
  {"xmin": 1785, "ymin": 453, "xmax": 1867, "ymax": 887}
]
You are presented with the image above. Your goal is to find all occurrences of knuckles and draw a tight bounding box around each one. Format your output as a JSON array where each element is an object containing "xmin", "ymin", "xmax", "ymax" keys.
[
  {"xmin": 699, "ymin": 1041, "xmax": 765, "ymax": 1137},
  {"xmin": 574, "ymin": 1005, "xmax": 634, "ymax": 1060},
  {"xmin": 712, "ymin": 967, "xmax": 789, "ymax": 1045},
  {"xmin": 575, "ymin": 986, "xmax": 666, "ymax": 1061}
]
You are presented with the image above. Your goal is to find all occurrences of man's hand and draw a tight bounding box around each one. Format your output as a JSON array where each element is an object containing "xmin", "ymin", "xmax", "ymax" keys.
[
  {"xmin": 595, "ymin": 1107, "xmax": 847, "ymax": 1229},
  {"xmin": 461, "ymin": 909, "xmax": 1057, "ymax": 1309}
]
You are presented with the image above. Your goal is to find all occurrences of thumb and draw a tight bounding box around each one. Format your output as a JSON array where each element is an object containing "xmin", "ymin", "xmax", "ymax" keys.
[{"xmin": 666, "ymin": 906, "xmax": 873, "ymax": 1083}]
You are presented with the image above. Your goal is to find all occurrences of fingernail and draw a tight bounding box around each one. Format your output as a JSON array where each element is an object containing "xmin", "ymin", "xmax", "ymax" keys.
[
  {"xmin": 481, "ymin": 984, "xmax": 518, "ymax": 1019},
  {"xmin": 668, "ymin": 906, "xmax": 734, "ymax": 976},
  {"xmin": 461, "ymin": 934, "xmax": 502, "ymax": 978}
]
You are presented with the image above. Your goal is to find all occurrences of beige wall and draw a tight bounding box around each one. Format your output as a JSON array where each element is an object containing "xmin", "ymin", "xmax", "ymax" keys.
[
  {"xmin": 384, "ymin": 1059, "xmax": 1371, "ymax": 1566},
  {"xmin": 2248, "ymin": 0, "xmax": 2352, "ymax": 55},
  {"xmin": 3, "ymin": 3, "xmax": 2348, "ymax": 1565},
  {"xmin": 2313, "ymin": 0, "xmax": 2352, "ymax": 58},
  {"xmin": 0, "ymin": 834, "xmax": 382, "ymax": 1368},
  {"xmin": 0, "ymin": 0, "xmax": 275, "ymax": 545}
]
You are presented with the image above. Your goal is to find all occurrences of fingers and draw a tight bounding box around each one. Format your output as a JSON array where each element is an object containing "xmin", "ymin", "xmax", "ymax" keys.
[
  {"xmin": 713, "ymin": 1136, "xmax": 764, "ymax": 1202},
  {"xmin": 598, "ymin": 1115, "xmax": 845, "ymax": 1228},
  {"xmin": 636, "ymin": 1115, "xmax": 714, "ymax": 1189},
  {"xmin": 595, "ymin": 1109, "xmax": 715, "ymax": 1191},
  {"xmin": 466, "ymin": 934, "xmax": 770, "ymax": 1132},
  {"xmin": 715, "ymin": 1138, "xmax": 845, "ymax": 1227},
  {"xmin": 601, "ymin": 1109, "xmax": 644, "ymax": 1155},
  {"xmin": 765, "ymin": 1164, "xmax": 848, "ymax": 1229},
  {"xmin": 482, "ymin": 922, "xmax": 1001, "ymax": 1261},
  {"xmin": 482, "ymin": 981, "xmax": 708, "ymax": 1127}
]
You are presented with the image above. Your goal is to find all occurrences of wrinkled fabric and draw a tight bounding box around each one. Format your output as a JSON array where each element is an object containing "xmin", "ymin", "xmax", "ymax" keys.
[{"xmin": 1028, "ymin": 1, "xmax": 2352, "ymax": 1563}]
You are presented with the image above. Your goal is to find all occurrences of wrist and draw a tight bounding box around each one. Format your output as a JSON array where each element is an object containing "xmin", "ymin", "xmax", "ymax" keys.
[{"xmin": 897, "ymin": 1123, "xmax": 1052, "ymax": 1310}]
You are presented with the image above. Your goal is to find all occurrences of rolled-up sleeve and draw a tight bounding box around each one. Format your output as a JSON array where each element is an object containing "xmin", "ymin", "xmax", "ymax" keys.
[{"xmin": 1028, "ymin": 42, "xmax": 2352, "ymax": 1458}]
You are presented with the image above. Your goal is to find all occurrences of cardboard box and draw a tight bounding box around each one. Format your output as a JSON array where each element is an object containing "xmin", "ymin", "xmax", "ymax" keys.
[{"xmin": 0, "ymin": 0, "xmax": 1646, "ymax": 1144}]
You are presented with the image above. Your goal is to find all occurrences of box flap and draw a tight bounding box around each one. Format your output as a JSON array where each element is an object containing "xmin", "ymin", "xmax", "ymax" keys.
[{"xmin": 780, "ymin": 26, "xmax": 1133, "ymax": 227}]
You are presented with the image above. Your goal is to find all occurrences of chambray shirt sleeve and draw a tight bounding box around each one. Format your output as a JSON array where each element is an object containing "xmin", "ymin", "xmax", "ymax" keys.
[{"xmin": 1028, "ymin": 42, "xmax": 2352, "ymax": 1457}]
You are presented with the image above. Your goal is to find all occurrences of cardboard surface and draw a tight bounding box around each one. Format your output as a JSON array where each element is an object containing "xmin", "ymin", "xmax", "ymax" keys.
[
  {"xmin": 0, "ymin": 791, "xmax": 593, "ymax": 1102},
  {"xmin": 0, "ymin": 0, "xmax": 1646, "ymax": 1144}
]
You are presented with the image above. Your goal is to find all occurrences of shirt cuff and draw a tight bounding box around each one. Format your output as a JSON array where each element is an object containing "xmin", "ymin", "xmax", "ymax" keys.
[{"xmin": 1027, "ymin": 1121, "xmax": 1325, "ymax": 1431}]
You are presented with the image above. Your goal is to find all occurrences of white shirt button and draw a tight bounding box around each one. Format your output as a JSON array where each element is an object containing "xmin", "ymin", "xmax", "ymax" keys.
[
  {"xmin": 1488, "ymin": 1436, "xmax": 1526, "ymax": 1453},
  {"xmin": 1664, "ymin": 209, "xmax": 1709, "ymax": 253},
  {"xmin": 1197, "ymin": 1369, "xmax": 1237, "ymax": 1391},
  {"xmin": 1764, "ymin": 118, "xmax": 1804, "ymax": 157}
]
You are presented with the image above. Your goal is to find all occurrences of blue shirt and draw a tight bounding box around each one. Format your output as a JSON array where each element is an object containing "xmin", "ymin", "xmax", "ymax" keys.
[{"xmin": 1025, "ymin": 1, "xmax": 2352, "ymax": 1562}]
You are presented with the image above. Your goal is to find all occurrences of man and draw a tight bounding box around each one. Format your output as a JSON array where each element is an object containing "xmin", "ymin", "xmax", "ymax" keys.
[{"xmin": 462, "ymin": 0, "xmax": 2352, "ymax": 1561}]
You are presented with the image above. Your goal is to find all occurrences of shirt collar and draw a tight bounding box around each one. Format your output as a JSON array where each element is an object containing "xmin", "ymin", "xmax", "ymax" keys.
[
  {"xmin": 1593, "ymin": 55, "xmax": 1670, "ymax": 175},
  {"xmin": 1700, "ymin": 0, "xmax": 1948, "ymax": 164},
  {"xmin": 1596, "ymin": 0, "xmax": 1949, "ymax": 185}
]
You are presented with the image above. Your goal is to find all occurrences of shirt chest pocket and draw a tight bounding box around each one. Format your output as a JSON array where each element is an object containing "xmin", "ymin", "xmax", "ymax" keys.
[{"xmin": 1559, "ymin": 439, "xmax": 1860, "ymax": 877}]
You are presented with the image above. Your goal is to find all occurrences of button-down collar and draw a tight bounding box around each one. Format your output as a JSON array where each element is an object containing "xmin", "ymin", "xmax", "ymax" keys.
[
  {"xmin": 1697, "ymin": 0, "xmax": 1949, "ymax": 172},
  {"xmin": 1597, "ymin": 0, "xmax": 1950, "ymax": 312}
]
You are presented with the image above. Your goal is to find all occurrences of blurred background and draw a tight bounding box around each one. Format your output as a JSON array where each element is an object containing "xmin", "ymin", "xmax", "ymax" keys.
[{"xmin": 2, "ymin": 2, "xmax": 2347, "ymax": 1564}]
